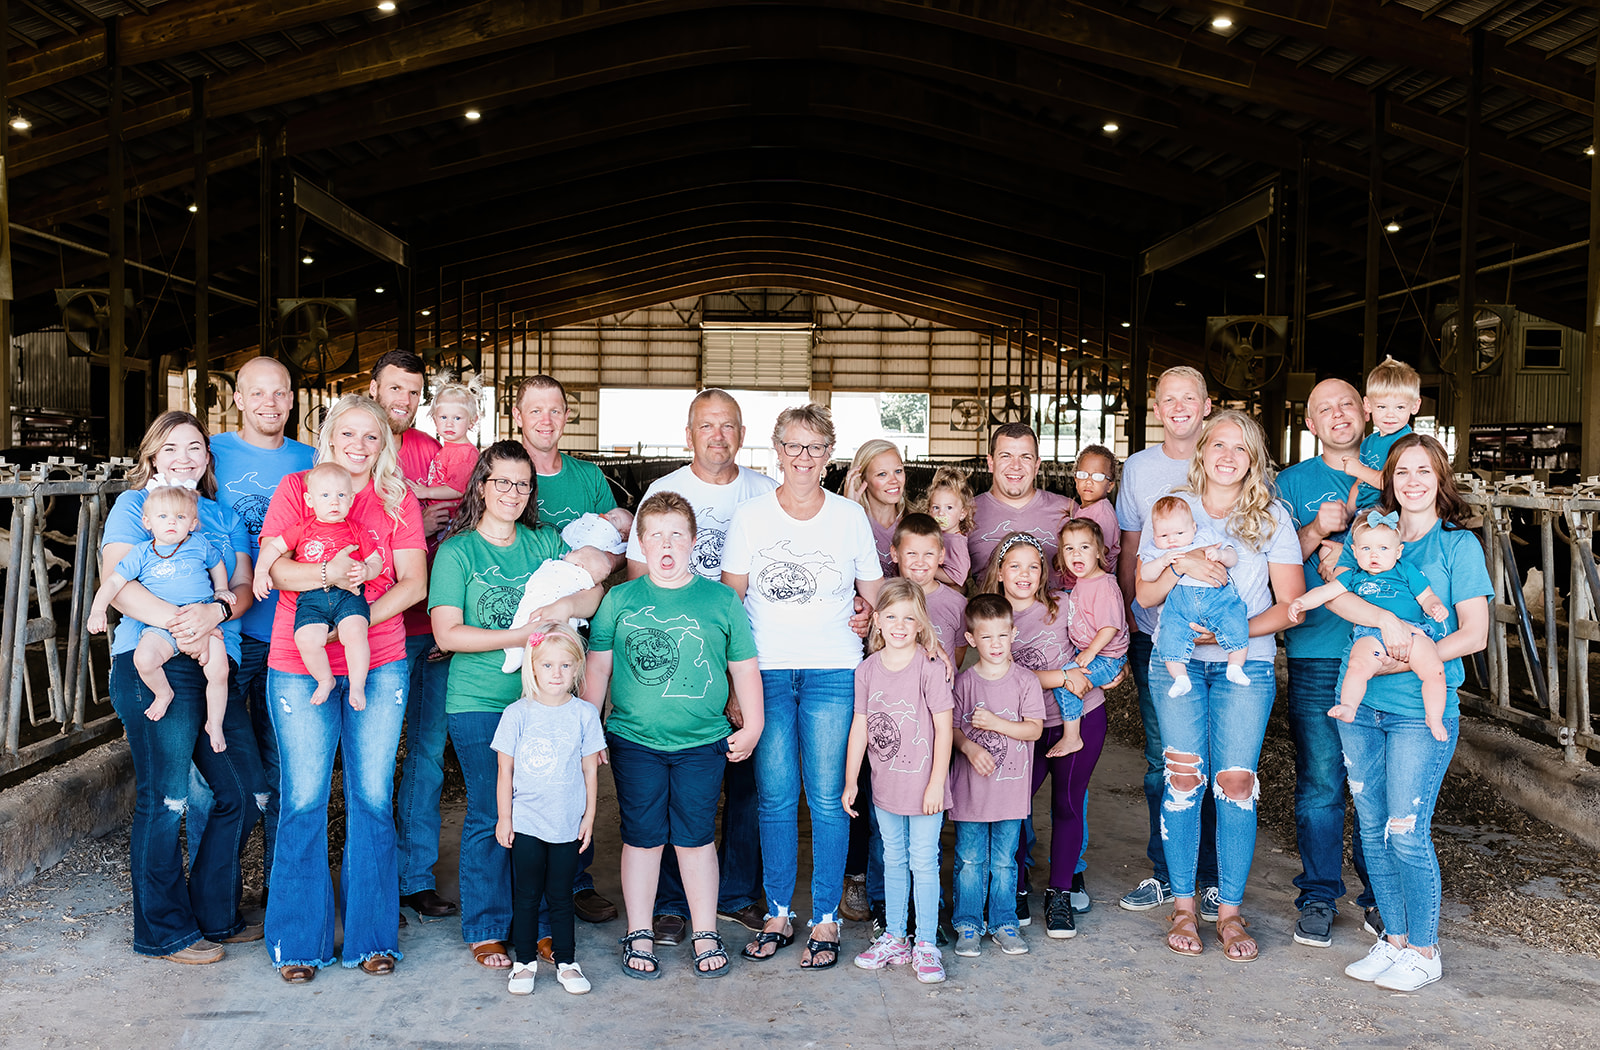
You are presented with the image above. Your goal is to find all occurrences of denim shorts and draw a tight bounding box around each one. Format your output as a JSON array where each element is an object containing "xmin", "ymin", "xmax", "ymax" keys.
[
  {"xmin": 1077, "ymin": 652, "xmax": 1127, "ymax": 689},
  {"xmin": 1352, "ymin": 618, "xmax": 1445, "ymax": 645},
  {"xmin": 607, "ymin": 733, "xmax": 728, "ymax": 848},
  {"xmin": 294, "ymin": 586, "xmax": 371, "ymax": 632}
]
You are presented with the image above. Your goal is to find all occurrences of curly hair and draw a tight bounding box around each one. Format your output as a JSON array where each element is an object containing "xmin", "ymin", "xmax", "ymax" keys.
[
  {"xmin": 1180, "ymin": 409, "xmax": 1280, "ymax": 552},
  {"xmin": 919, "ymin": 465, "xmax": 976, "ymax": 535},
  {"xmin": 979, "ymin": 531, "xmax": 1059, "ymax": 623}
]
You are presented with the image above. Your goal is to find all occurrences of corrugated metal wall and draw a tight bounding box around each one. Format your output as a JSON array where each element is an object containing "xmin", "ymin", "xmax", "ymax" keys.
[
  {"xmin": 14, "ymin": 331, "xmax": 91, "ymax": 415},
  {"xmin": 1437, "ymin": 309, "xmax": 1584, "ymax": 426}
]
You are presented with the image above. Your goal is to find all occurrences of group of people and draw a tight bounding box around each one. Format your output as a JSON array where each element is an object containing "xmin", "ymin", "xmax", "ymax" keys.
[{"xmin": 101, "ymin": 348, "xmax": 1487, "ymax": 996}]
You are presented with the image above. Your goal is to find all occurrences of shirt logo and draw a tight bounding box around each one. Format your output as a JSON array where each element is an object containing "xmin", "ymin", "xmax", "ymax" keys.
[
  {"xmin": 624, "ymin": 628, "xmax": 679, "ymax": 686},
  {"xmin": 754, "ymin": 540, "xmax": 839, "ymax": 602}
]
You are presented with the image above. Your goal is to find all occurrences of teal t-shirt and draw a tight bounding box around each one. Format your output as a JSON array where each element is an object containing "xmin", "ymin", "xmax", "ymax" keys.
[
  {"xmin": 589, "ymin": 574, "xmax": 758, "ymax": 751},
  {"xmin": 1341, "ymin": 562, "xmax": 1434, "ymax": 624},
  {"xmin": 430, "ymin": 525, "xmax": 569, "ymax": 714},
  {"xmin": 536, "ymin": 454, "xmax": 616, "ymax": 531},
  {"xmin": 1335, "ymin": 520, "xmax": 1491, "ymax": 719},
  {"xmin": 1276, "ymin": 456, "xmax": 1358, "ymax": 659},
  {"xmin": 1355, "ymin": 424, "xmax": 1411, "ymax": 510}
]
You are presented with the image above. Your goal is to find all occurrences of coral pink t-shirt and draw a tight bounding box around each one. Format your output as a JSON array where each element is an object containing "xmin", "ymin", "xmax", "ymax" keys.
[
  {"xmin": 262, "ymin": 471, "xmax": 425, "ymax": 676},
  {"xmin": 853, "ymin": 651, "xmax": 955, "ymax": 817},
  {"xmin": 948, "ymin": 663, "xmax": 1047, "ymax": 823},
  {"xmin": 1064, "ymin": 572, "xmax": 1129, "ymax": 661},
  {"xmin": 425, "ymin": 441, "xmax": 479, "ymax": 525},
  {"xmin": 1011, "ymin": 595, "xmax": 1106, "ymax": 723},
  {"xmin": 1061, "ymin": 498, "xmax": 1121, "ymax": 590},
  {"xmin": 280, "ymin": 517, "xmax": 371, "ymax": 564}
]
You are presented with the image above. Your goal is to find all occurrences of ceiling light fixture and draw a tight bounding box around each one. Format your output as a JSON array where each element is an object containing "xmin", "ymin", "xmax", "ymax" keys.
[
  {"xmin": 301, "ymin": 253, "xmax": 314, "ymax": 265},
  {"xmin": 1253, "ymin": 268, "xmax": 1266, "ymax": 279},
  {"xmin": 1120, "ymin": 321, "xmax": 1131, "ymax": 328},
  {"xmin": 421, "ymin": 309, "xmax": 432, "ymax": 317},
  {"xmin": 377, "ymin": 1, "xmax": 396, "ymax": 11},
  {"xmin": 1385, "ymin": 219, "xmax": 1401, "ymax": 233},
  {"xmin": 1588, "ymin": 145, "xmax": 1596, "ymax": 156},
  {"xmin": 1102, "ymin": 120, "xmax": 1119, "ymax": 133},
  {"xmin": 465, "ymin": 108, "xmax": 481, "ymax": 121},
  {"xmin": 1080, "ymin": 337, "xmax": 1090, "ymax": 344},
  {"xmin": 9, "ymin": 111, "xmax": 30, "ymax": 132},
  {"xmin": 188, "ymin": 202, "xmax": 198, "ymax": 213},
  {"xmin": 1212, "ymin": 15, "xmax": 1233, "ymax": 29},
  {"xmin": 375, "ymin": 286, "xmax": 385, "ymax": 294}
]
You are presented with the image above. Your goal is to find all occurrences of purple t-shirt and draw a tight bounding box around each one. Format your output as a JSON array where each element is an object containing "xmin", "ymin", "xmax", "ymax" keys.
[
  {"xmin": 1011, "ymin": 596, "xmax": 1106, "ymax": 722},
  {"xmin": 1065, "ymin": 572, "xmax": 1129, "ymax": 661},
  {"xmin": 940, "ymin": 529, "xmax": 971, "ymax": 587},
  {"xmin": 949, "ymin": 664, "xmax": 1047, "ymax": 822},
  {"xmin": 1062, "ymin": 498, "xmax": 1121, "ymax": 590},
  {"xmin": 854, "ymin": 651, "xmax": 955, "ymax": 817},
  {"xmin": 967, "ymin": 490, "xmax": 1076, "ymax": 587},
  {"xmin": 868, "ymin": 514, "xmax": 899, "ymax": 581},
  {"xmin": 922, "ymin": 583, "xmax": 968, "ymax": 656}
]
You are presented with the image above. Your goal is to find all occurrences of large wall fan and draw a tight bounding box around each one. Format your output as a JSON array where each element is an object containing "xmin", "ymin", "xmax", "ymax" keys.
[
  {"xmin": 1204, "ymin": 315, "xmax": 1289, "ymax": 396},
  {"xmin": 276, "ymin": 298, "xmax": 359, "ymax": 384}
]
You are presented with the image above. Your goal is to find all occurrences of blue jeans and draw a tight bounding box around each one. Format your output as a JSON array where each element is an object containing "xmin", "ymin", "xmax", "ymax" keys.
[
  {"xmin": 754, "ymin": 668, "xmax": 854, "ymax": 925},
  {"xmin": 448, "ymin": 711, "xmax": 513, "ymax": 944},
  {"xmin": 1337, "ymin": 706, "xmax": 1457, "ymax": 948},
  {"xmin": 953, "ymin": 819, "xmax": 1022, "ymax": 935},
  {"xmin": 265, "ymin": 661, "xmax": 407, "ymax": 969},
  {"xmin": 1131, "ymin": 631, "xmax": 1217, "ymax": 888},
  {"xmin": 186, "ymin": 639, "xmax": 275, "ymax": 887},
  {"xmin": 111, "ymin": 653, "xmax": 257, "ymax": 955},
  {"xmin": 876, "ymin": 808, "xmax": 942, "ymax": 944},
  {"xmin": 657, "ymin": 753, "xmax": 762, "ymax": 915},
  {"xmin": 1287, "ymin": 657, "xmax": 1373, "ymax": 911},
  {"xmin": 1153, "ymin": 581, "xmax": 1250, "ymax": 662},
  {"xmin": 395, "ymin": 633, "xmax": 451, "ymax": 896},
  {"xmin": 1149, "ymin": 658, "xmax": 1275, "ymax": 905}
]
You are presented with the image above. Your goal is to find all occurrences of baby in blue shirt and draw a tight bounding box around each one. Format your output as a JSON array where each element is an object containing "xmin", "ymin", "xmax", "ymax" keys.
[
  {"xmin": 87, "ymin": 486, "xmax": 235, "ymax": 751},
  {"xmin": 1289, "ymin": 511, "xmax": 1450, "ymax": 740},
  {"xmin": 1342, "ymin": 355, "xmax": 1420, "ymax": 511}
]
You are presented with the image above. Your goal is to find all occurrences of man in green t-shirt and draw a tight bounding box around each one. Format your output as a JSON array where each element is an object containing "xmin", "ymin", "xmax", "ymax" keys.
[{"xmin": 510, "ymin": 373, "xmax": 625, "ymax": 925}]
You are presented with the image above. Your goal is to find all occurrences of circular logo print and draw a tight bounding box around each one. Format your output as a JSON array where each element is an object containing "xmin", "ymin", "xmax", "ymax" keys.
[
  {"xmin": 476, "ymin": 586, "xmax": 522, "ymax": 630},
  {"xmin": 235, "ymin": 494, "xmax": 270, "ymax": 536},
  {"xmin": 966, "ymin": 726, "xmax": 1006, "ymax": 765},
  {"xmin": 1011, "ymin": 643, "xmax": 1044, "ymax": 671},
  {"xmin": 625, "ymin": 628, "xmax": 678, "ymax": 685},
  {"xmin": 866, "ymin": 711, "xmax": 900, "ymax": 762},
  {"xmin": 691, "ymin": 529, "xmax": 727, "ymax": 577},
  {"xmin": 757, "ymin": 561, "xmax": 816, "ymax": 603}
]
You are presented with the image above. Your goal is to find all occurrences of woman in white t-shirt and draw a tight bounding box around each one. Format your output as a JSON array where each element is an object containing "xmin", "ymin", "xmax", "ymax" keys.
[
  {"xmin": 1134, "ymin": 410, "xmax": 1303, "ymax": 964},
  {"xmin": 722, "ymin": 404, "xmax": 884, "ymax": 970}
]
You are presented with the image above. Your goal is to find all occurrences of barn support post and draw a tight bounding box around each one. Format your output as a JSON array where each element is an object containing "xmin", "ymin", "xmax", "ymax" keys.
[
  {"xmin": 1363, "ymin": 90, "xmax": 1384, "ymax": 381},
  {"xmin": 1129, "ymin": 267, "xmax": 1149, "ymax": 455},
  {"xmin": 0, "ymin": 0, "xmax": 11, "ymax": 449},
  {"xmin": 192, "ymin": 79, "xmax": 209, "ymax": 423},
  {"xmin": 1583, "ymin": 45, "xmax": 1600, "ymax": 477},
  {"xmin": 1454, "ymin": 31, "xmax": 1482, "ymax": 473},
  {"xmin": 106, "ymin": 18, "xmax": 126, "ymax": 457}
]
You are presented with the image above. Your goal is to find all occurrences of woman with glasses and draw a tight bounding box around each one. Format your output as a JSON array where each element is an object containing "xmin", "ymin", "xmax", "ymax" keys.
[
  {"xmin": 259, "ymin": 395, "xmax": 427, "ymax": 982},
  {"xmin": 722, "ymin": 404, "xmax": 884, "ymax": 970},
  {"xmin": 427, "ymin": 440, "xmax": 604, "ymax": 973}
]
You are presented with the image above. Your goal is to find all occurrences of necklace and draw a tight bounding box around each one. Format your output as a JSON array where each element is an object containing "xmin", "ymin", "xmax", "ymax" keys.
[
  {"xmin": 151, "ymin": 535, "xmax": 189, "ymax": 559},
  {"xmin": 479, "ymin": 526, "xmax": 516, "ymax": 544}
]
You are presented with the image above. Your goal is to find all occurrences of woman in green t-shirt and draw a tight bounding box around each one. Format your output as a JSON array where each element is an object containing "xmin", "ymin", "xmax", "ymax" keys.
[
  {"xmin": 584, "ymin": 491, "xmax": 764, "ymax": 980},
  {"xmin": 428, "ymin": 440, "xmax": 603, "ymax": 972}
]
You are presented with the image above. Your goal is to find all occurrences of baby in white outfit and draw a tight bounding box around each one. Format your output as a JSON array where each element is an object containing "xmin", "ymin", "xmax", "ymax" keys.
[{"xmin": 500, "ymin": 510, "xmax": 630, "ymax": 672}]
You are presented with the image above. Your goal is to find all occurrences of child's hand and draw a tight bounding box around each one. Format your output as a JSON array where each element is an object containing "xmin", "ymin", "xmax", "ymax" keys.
[
  {"xmin": 726, "ymin": 726, "xmax": 760, "ymax": 762},
  {"xmin": 86, "ymin": 609, "xmax": 106, "ymax": 634},
  {"xmin": 1287, "ymin": 598, "xmax": 1307, "ymax": 625},
  {"xmin": 495, "ymin": 816, "xmax": 514, "ymax": 849},
  {"xmin": 924, "ymin": 640, "xmax": 954, "ymax": 682},
  {"xmin": 962, "ymin": 738, "xmax": 997, "ymax": 777},
  {"xmin": 1340, "ymin": 454, "xmax": 1360, "ymax": 477},
  {"xmin": 921, "ymin": 783, "xmax": 943, "ymax": 816},
  {"xmin": 1046, "ymin": 728, "xmax": 1085, "ymax": 759},
  {"xmin": 841, "ymin": 781, "xmax": 859, "ymax": 819},
  {"xmin": 214, "ymin": 589, "xmax": 237, "ymax": 606},
  {"xmin": 578, "ymin": 814, "xmax": 594, "ymax": 852},
  {"xmin": 1423, "ymin": 597, "xmax": 1449, "ymax": 623},
  {"xmin": 1062, "ymin": 666, "xmax": 1091, "ymax": 698},
  {"xmin": 1203, "ymin": 544, "xmax": 1225, "ymax": 563},
  {"xmin": 969, "ymin": 707, "xmax": 1004, "ymax": 732},
  {"xmin": 252, "ymin": 572, "xmax": 273, "ymax": 602}
]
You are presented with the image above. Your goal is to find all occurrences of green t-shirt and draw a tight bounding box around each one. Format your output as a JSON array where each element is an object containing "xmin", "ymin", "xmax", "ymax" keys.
[
  {"xmin": 589, "ymin": 575, "xmax": 758, "ymax": 751},
  {"xmin": 536, "ymin": 454, "xmax": 616, "ymax": 531},
  {"xmin": 430, "ymin": 524, "xmax": 569, "ymax": 714}
]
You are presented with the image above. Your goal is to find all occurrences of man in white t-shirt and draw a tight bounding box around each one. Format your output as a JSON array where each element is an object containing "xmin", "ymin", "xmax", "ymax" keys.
[
  {"xmin": 1113, "ymin": 365, "xmax": 1221, "ymax": 914},
  {"xmin": 624, "ymin": 390, "xmax": 776, "ymax": 942}
]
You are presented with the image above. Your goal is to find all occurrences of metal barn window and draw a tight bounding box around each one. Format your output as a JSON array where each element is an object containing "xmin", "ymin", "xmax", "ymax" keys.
[
  {"xmin": 1521, "ymin": 327, "xmax": 1563, "ymax": 371},
  {"xmin": 701, "ymin": 323, "xmax": 813, "ymax": 391}
]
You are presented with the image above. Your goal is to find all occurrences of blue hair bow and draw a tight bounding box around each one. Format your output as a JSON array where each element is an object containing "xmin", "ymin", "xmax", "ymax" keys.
[{"xmin": 1364, "ymin": 509, "xmax": 1399, "ymax": 530}]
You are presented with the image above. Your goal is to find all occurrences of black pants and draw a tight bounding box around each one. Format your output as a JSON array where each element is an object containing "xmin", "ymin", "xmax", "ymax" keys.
[{"xmin": 511, "ymin": 834, "xmax": 580, "ymax": 965}]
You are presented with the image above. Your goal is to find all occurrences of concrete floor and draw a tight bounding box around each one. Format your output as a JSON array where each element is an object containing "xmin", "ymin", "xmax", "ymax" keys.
[{"xmin": 3, "ymin": 739, "xmax": 1600, "ymax": 1050}]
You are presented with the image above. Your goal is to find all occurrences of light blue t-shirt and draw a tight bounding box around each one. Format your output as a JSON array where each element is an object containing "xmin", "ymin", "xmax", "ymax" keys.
[
  {"xmin": 210, "ymin": 431, "xmax": 317, "ymax": 642},
  {"xmin": 1276, "ymin": 455, "xmax": 1358, "ymax": 659},
  {"xmin": 102, "ymin": 488, "xmax": 249, "ymax": 665},
  {"xmin": 114, "ymin": 536, "xmax": 224, "ymax": 608},
  {"xmin": 1114, "ymin": 446, "xmax": 1193, "ymax": 636},
  {"xmin": 1138, "ymin": 490, "xmax": 1301, "ymax": 664},
  {"xmin": 490, "ymin": 696, "xmax": 606, "ymax": 843},
  {"xmin": 1335, "ymin": 520, "xmax": 1491, "ymax": 719},
  {"xmin": 1355, "ymin": 424, "xmax": 1411, "ymax": 510}
]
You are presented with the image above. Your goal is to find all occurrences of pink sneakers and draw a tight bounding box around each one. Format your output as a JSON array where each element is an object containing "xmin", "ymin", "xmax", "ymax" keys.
[
  {"xmin": 912, "ymin": 941, "xmax": 946, "ymax": 983},
  {"xmin": 853, "ymin": 933, "xmax": 912, "ymax": 970}
]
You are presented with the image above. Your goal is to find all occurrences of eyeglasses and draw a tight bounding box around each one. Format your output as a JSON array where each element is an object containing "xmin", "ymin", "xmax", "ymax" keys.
[
  {"xmin": 1075, "ymin": 471, "xmax": 1111, "ymax": 483},
  {"xmin": 779, "ymin": 441, "xmax": 832, "ymax": 459},
  {"xmin": 486, "ymin": 477, "xmax": 533, "ymax": 494}
]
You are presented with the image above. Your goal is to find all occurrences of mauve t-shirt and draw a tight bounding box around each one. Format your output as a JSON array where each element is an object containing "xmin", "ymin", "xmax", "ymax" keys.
[
  {"xmin": 1011, "ymin": 596, "xmax": 1107, "ymax": 722},
  {"xmin": 854, "ymin": 651, "xmax": 955, "ymax": 817},
  {"xmin": 967, "ymin": 490, "xmax": 1075, "ymax": 586},
  {"xmin": 940, "ymin": 529, "xmax": 972, "ymax": 587},
  {"xmin": 923, "ymin": 583, "xmax": 968, "ymax": 655},
  {"xmin": 1065, "ymin": 572, "xmax": 1129, "ymax": 660},
  {"xmin": 868, "ymin": 514, "xmax": 899, "ymax": 580},
  {"xmin": 948, "ymin": 664, "xmax": 1047, "ymax": 822}
]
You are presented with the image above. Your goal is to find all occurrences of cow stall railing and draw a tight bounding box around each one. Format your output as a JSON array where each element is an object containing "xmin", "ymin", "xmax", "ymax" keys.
[
  {"xmin": 0, "ymin": 460, "xmax": 131, "ymax": 778},
  {"xmin": 1459, "ymin": 476, "xmax": 1600, "ymax": 764}
]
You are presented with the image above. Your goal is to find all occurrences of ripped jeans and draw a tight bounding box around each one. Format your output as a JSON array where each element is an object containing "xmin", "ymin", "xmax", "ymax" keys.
[
  {"xmin": 1336, "ymin": 705, "xmax": 1457, "ymax": 949},
  {"xmin": 1149, "ymin": 658, "xmax": 1275, "ymax": 906}
]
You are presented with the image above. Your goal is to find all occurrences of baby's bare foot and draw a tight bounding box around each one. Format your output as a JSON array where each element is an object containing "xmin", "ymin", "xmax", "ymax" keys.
[
  {"xmin": 146, "ymin": 694, "xmax": 174, "ymax": 722},
  {"xmin": 309, "ymin": 679, "xmax": 334, "ymax": 706},
  {"xmin": 206, "ymin": 724, "xmax": 227, "ymax": 753},
  {"xmin": 1426, "ymin": 718, "xmax": 1448, "ymax": 742},
  {"xmin": 1327, "ymin": 704, "xmax": 1356, "ymax": 723},
  {"xmin": 348, "ymin": 690, "xmax": 367, "ymax": 712}
]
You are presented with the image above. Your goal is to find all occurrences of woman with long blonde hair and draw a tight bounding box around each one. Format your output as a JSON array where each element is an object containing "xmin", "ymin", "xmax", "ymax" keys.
[
  {"xmin": 1133, "ymin": 409, "xmax": 1304, "ymax": 962},
  {"xmin": 845, "ymin": 438, "xmax": 908, "ymax": 579},
  {"xmin": 257, "ymin": 393, "xmax": 429, "ymax": 983}
]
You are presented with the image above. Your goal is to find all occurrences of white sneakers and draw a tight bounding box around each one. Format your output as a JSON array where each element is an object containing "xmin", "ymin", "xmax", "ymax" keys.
[
  {"xmin": 508, "ymin": 959, "xmax": 591, "ymax": 995},
  {"xmin": 1345, "ymin": 940, "xmax": 1441, "ymax": 991}
]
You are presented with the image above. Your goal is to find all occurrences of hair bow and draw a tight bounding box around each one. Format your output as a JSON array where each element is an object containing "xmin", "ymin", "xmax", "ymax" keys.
[
  {"xmin": 1364, "ymin": 510, "xmax": 1399, "ymax": 530},
  {"xmin": 146, "ymin": 473, "xmax": 199, "ymax": 491},
  {"xmin": 994, "ymin": 532, "xmax": 1046, "ymax": 563}
]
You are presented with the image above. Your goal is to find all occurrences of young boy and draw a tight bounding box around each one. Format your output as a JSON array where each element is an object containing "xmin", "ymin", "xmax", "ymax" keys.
[
  {"xmin": 87, "ymin": 485, "xmax": 235, "ymax": 750},
  {"xmin": 948, "ymin": 593, "xmax": 1046, "ymax": 958},
  {"xmin": 890, "ymin": 513, "xmax": 968, "ymax": 667},
  {"xmin": 253, "ymin": 462, "xmax": 385, "ymax": 709},
  {"xmin": 1140, "ymin": 495, "xmax": 1248, "ymax": 697},
  {"xmin": 1344, "ymin": 355, "xmax": 1421, "ymax": 511}
]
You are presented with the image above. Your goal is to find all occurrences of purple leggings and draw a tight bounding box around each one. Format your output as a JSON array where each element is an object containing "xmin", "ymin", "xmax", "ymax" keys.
[{"xmin": 1018, "ymin": 705, "xmax": 1108, "ymax": 891}]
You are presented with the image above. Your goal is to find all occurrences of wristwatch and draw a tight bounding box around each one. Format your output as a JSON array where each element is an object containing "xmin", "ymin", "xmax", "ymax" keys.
[{"xmin": 212, "ymin": 598, "xmax": 233, "ymax": 622}]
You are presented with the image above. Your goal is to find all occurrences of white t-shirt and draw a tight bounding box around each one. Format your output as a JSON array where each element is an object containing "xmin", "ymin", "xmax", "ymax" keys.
[
  {"xmin": 722, "ymin": 489, "xmax": 883, "ymax": 669},
  {"xmin": 1115, "ymin": 445, "xmax": 1193, "ymax": 636},
  {"xmin": 490, "ymin": 696, "xmax": 606, "ymax": 843},
  {"xmin": 625, "ymin": 463, "xmax": 778, "ymax": 580}
]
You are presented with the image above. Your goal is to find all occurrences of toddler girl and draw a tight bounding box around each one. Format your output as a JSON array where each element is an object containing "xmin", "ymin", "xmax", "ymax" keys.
[
  {"xmin": 922, "ymin": 466, "xmax": 975, "ymax": 587},
  {"xmin": 1055, "ymin": 518, "xmax": 1128, "ymax": 750},
  {"xmin": 493, "ymin": 622, "xmax": 604, "ymax": 996},
  {"xmin": 1140, "ymin": 495, "xmax": 1249, "ymax": 697},
  {"xmin": 409, "ymin": 376, "xmax": 483, "ymax": 541},
  {"xmin": 843, "ymin": 578, "xmax": 954, "ymax": 984},
  {"xmin": 1289, "ymin": 511, "xmax": 1451, "ymax": 740},
  {"xmin": 1064, "ymin": 445, "xmax": 1120, "ymax": 589},
  {"xmin": 87, "ymin": 484, "xmax": 234, "ymax": 751}
]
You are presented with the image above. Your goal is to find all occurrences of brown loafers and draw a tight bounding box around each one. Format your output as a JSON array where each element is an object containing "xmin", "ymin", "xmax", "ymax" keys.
[{"xmin": 163, "ymin": 940, "xmax": 224, "ymax": 965}]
